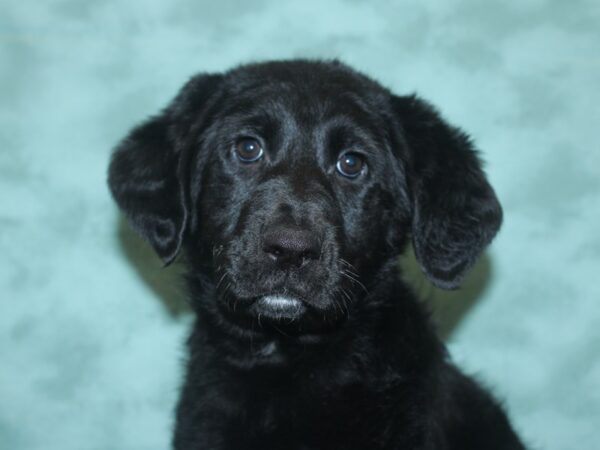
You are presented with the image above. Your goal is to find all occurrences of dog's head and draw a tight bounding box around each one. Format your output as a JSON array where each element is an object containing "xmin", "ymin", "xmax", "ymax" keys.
[{"xmin": 109, "ymin": 60, "xmax": 501, "ymax": 335}]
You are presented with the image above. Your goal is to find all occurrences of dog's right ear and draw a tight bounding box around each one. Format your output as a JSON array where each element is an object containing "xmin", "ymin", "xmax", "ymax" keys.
[{"xmin": 108, "ymin": 74, "xmax": 222, "ymax": 264}]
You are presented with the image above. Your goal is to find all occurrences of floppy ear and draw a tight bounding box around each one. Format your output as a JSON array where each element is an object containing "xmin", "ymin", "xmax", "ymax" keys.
[
  {"xmin": 108, "ymin": 74, "xmax": 222, "ymax": 264},
  {"xmin": 391, "ymin": 95, "xmax": 502, "ymax": 289}
]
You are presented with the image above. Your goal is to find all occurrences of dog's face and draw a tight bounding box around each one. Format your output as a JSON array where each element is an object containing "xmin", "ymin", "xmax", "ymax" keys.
[
  {"xmin": 190, "ymin": 64, "xmax": 412, "ymax": 333},
  {"xmin": 109, "ymin": 60, "xmax": 502, "ymax": 336}
]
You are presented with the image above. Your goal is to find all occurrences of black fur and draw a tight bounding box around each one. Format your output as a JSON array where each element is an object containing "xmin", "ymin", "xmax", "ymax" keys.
[{"xmin": 108, "ymin": 60, "xmax": 524, "ymax": 450}]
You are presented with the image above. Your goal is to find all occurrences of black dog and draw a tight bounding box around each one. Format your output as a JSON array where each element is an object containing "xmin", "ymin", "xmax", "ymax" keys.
[{"xmin": 109, "ymin": 60, "xmax": 525, "ymax": 449}]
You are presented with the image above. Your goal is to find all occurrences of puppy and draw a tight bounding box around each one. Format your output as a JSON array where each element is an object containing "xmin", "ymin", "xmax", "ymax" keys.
[{"xmin": 108, "ymin": 60, "xmax": 525, "ymax": 449}]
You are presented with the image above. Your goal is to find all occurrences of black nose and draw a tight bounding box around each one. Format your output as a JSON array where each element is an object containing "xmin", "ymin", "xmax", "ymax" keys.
[{"xmin": 262, "ymin": 225, "xmax": 321, "ymax": 268}]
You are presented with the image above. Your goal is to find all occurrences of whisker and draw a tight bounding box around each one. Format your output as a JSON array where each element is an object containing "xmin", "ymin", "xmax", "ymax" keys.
[
  {"xmin": 332, "ymin": 298, "xmax": 342, "ymax": 317},
  {"xmin": 340, "ymin": 270, "xmax": 369, "ymax": 294},
  {"xmin": 340, "ymin": 288, "xmax": 352, "ymax": 318},
  {"xmin": 215, "ymin": 271, "xmax": 228, "ymax": 290},
  {"xmin": 338, "ymin": 258, "xmax": 357, "ymax": 271}
]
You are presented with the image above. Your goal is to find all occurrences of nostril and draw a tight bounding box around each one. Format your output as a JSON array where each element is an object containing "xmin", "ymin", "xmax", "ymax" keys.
[
  {"xmin": 299, "ymin": 248, "xmax": 319, "ymax": 262},
  {"xmin": 264, "ymin": 244, "xmax": 284, "ymax": 261},
  {"xmin": 296, "ymin": 250, "xmax": 319, "ymax": 268}
]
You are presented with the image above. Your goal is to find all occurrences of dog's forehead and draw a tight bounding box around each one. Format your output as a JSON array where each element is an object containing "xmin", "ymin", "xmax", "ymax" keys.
[
  {"xmin": 222, "ymin": 61, "xmax": 386, "ymax": 119},
  {"xmin": 214, "ymin": 63, "xmax": 390, "ymax": 152}
]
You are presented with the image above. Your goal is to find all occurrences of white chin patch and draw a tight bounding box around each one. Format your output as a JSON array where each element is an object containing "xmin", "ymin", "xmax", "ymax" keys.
[{"xmin": 260, "ymin": 295, "xmax": 302, "ymax": 310}]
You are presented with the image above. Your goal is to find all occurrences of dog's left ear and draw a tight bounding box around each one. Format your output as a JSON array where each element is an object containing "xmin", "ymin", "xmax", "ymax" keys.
[
  {"xmin": 108, "ymin": 74, "xmax": 222, "ymax": 264},
  {"xmin": 391, "ymin": 95, "xmax": 502, "ymax": 289}
]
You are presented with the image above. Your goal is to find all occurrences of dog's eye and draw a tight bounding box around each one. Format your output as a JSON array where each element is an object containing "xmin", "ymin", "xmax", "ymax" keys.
[
  {"xmin": 336, "ymin": 152, "xmax": 365, "ymax": 178},
  {"xmin": 235, "ymin": 138, "xmax": 264, "ymax": 163}
]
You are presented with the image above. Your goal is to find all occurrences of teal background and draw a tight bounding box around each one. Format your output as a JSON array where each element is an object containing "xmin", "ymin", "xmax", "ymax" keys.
[{"xmin": 1, "ymin": 1, "xmax": 599, "ymax": 449}]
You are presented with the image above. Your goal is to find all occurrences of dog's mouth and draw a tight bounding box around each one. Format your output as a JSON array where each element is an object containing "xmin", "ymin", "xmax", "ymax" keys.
[
  {"xmin": 217, "ymin": 288, "xmax": 347, "ymax": 336},
  {"xmin": 250, "ymin": 295, "xmax": 307, "ymax": 320},
  {"xmin": 231, "ymin": 292, "xmax": 311, "ymax": 323}
]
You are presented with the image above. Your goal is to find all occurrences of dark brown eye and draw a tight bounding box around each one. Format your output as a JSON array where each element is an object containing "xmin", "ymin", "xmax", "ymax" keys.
[
  {"xmin": 235, "ymin": 138, "xmax": 264, "ymax": 163},
  {"xmin": 336, "ymin": 152, "xmax": 365, "ymax": 178}
]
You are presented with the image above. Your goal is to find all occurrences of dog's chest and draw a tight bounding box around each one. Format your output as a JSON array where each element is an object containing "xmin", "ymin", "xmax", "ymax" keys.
[{"xmin": 214, "ymin": 368, "xmax": 418, "ymax": 450}]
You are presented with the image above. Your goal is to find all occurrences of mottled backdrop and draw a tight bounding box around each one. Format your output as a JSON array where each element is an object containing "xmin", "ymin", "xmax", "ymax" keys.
[{"xmin": 1, "ymin": 1, "xmax": 598, "ymax": 449}]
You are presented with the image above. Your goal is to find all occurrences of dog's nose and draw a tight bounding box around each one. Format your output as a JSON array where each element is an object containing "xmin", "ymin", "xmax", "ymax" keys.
[{"xmin": 262, "ymin": 225, "xmax": 320, "ymax": 268}]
